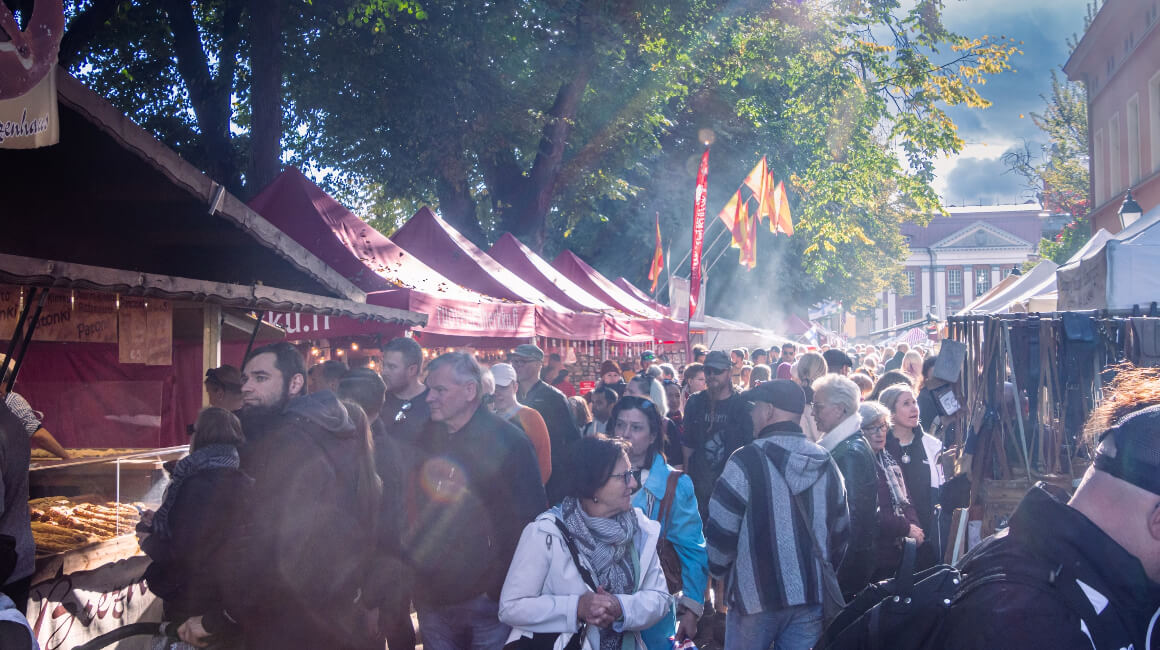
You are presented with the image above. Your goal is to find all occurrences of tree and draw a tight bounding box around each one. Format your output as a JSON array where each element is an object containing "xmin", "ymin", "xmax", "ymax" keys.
[{"xmin": 1003, "ymin": 70, "xmax": 1090, "ymax": 264}]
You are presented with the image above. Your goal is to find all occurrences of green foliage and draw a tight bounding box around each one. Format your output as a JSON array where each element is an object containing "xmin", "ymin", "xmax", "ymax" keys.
[
  {"xmin": 1039, "ymin": 216, "xmax": 1091, "ymax": 265},
  {"xmin": 62, "ymin": 0, "xmax": 1018, "ymax": 322}
]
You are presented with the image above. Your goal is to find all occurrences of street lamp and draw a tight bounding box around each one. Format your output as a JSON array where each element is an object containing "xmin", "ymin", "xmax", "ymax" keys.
[{"xmin": 1119, "ymin": 188, "xmax": 1143, "ymax": 230}]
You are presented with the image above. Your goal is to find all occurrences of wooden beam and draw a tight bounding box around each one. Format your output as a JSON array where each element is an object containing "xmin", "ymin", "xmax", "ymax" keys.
[{"xmin": 202, "ymin": 304, "xmax": 222, "ymax": 406}]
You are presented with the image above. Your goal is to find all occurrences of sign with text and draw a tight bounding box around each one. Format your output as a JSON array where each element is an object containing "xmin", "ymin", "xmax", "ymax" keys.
[
  {"xmin": 118, "ymin": 299, "xmax": 172, "ymax": 365},
  {"xmin": 0, "ymin": 286, "xmax": 118, "ymax": 344}
]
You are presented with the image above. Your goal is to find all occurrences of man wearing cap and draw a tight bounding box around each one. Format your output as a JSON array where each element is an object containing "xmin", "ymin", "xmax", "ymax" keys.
[
  {"xmin": 204, "ymin": 365, "xmax": 244, "ymax": 412},
  {"xmin": 684, "ymin": 350, "xmax": 753, "ymax": 519},
  {"xmin": 822, "ymin": 349, "xmax": 854, "ymax": 377},
  {"xmin": 706, "ymin": 380, "xmax": 850, "ymax": 650},
  {"xmin": 935, "ymin": 401, "xmax": 1160, "ymax": 650},
  {"xmin": 641, "ymin": 349, "xmax": 657, "ymax": 374},
  {"xmin": 489, "ymin": 363, "xmax": 552, "ymax": 483},
  {"xmin": 511, "ymin": 343, "xmax": 581, "ymax": 503}
]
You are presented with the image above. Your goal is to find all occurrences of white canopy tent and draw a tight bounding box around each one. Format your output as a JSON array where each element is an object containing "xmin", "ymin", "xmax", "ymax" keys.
[
  {"xmin": 1057, "ymin": 205, "xmax": 1160, "ymax": 311},
  {"xmin": 960, "ymin": 260, "xmax": 1059, "ymax": 315}
]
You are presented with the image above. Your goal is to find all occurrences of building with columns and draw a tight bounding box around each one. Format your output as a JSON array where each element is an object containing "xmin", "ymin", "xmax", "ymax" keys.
[{"xmin": 869, "ymin": 204, "xmax": 1047, "ymax": 332}]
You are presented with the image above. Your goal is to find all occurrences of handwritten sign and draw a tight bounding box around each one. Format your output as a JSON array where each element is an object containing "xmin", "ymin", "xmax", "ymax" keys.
[{"xmin": 0, "ymin": 286, "xmax": 118, "ymax": 344}]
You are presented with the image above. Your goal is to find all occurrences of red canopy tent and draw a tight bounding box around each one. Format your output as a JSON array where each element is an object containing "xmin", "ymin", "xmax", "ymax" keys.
[
  {"xmin": 552, "ymin": 250, "xmax": 686, "ymax": 342},
  {"xmin": 613, "ymin": 276, "xmax": 670, "ymax": 317},
  {"xmin": 391, "ymin": 208, "xmax": 604, "ymax": 340},
  {"xmin": 487, "ymin": 234, "xmax": 654, "ymax": 343},
  {"xmin": 248, "ymin": 169, "xmax": 535, "ymax": 343}
]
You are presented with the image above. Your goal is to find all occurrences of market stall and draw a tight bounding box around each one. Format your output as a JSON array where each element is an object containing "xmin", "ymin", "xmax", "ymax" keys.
[
  {"xmin": 247, "ymin": 169, "xmax": 537, "ymax": 360},
  {"xmin": 1057, "ymin": 214, "xmax": 1160, "ymax": 311},
  {"xmin": 1, "ymin": 69, "xmax": 426, "ymax": 647}
]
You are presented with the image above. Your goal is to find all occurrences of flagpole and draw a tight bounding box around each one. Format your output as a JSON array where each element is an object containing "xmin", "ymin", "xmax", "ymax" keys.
[{"xmin": 656, "ymin": 224, "xmax": 728, "ymax": 296}]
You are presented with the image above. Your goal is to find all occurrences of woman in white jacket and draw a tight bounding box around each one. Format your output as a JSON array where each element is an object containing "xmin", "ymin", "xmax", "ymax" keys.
[{"xmin": 500, "ymin": 436, "xmax": 670, "ymax": 650}]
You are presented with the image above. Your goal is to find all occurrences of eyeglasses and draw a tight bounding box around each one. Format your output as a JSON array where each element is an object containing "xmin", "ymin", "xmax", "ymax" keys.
[
  {"xmin": 395, "ymin": 401, "xmax": 413, "ymax": 422},
  {"xmin": 705, "ymin": 366, "xmax": 729, "ymax": 376},
  {"xmin": 611, "ymin": 469, "xmax": 642, "ymax": 486},
  {"xmin": 862, "ymin": 422, "xmax": 889, "ymax": 435}
]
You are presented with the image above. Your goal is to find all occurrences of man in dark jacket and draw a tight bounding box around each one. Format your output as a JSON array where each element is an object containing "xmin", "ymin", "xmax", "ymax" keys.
[
  {"xmin": 512, "ymin": 343, "xmax": 580, "ymax": 503},
  {"xmin": 684, "ymin": 350, "xmax": 753, "ymax": 520},
  {"xmin": 181, "ymin": 343, "xmax": 378, "ymax": 650},
  {"xmin": 407, "ymin": 352, "xmax": 546, "ymax": 650},
  {"xmin": 813, "ymin": 374, "xmax": 878, "ymax": 598},
  {"xmin": 935, "ymin": 404, "xmax": 1160, "ymax": 649},
  {"xmin": 883, "ymin": 342, "xmax": 907, "ymax": 372}
]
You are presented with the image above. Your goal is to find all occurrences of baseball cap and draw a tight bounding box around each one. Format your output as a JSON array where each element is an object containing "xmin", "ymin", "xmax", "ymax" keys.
[
  {"xmin": 641, "ymin": 350, "xmax": 656, "ymax": 362},
  {"xmin": 205, "ymin": 365, "xmax": 243, "ymax": 390},
  {"xmin": 741, "ymin": 379, "xmax": 806, "ymax": 415},
  {"xmin": 1094, "ymin": 404, "xmax": 1160, "ymax": 496},
  {"xmin": 823, "ymin": 349, "xmax": 853, "ymax": 370},
  {"xmin": 704, "ymin": 350, "xmax": 731, "ymax": 371},
  {"xmin": 490, "ymin": 363, "xmax": 517, "ymax": 387},
  {"xmin": 511, "ymin": 343, "xmax": 545, "ymax": 362}
]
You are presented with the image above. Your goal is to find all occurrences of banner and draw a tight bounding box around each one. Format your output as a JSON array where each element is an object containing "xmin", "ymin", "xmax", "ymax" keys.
[
  {"xmin": 689, "ymin": 147, "xmax": 709, "ymax": 318},
  {"xmin": 0, "ymin": 0, "xmax": 64, "ymax": 149},
  {"xmin": 667, "ymin": 275, "xmax": 707, "ymax": 321},
  {"xmin": 0, "ymin": 286, "xmax": 118, "ymax": 343},
  {"xmin": 118, "ymin": 299, "xmax": 173, "ymax": 365}
]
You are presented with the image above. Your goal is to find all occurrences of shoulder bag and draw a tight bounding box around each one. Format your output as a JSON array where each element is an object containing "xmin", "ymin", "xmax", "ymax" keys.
[
  {"xmin": 655, "ymin": 470, "xmax": 685, "ymax": 594},
  {"xmin": 503, "ymin": 518, "xmax": 596, "ymax": 650},
  {"xmin": 791, "ymin": 491, "xmax": 847, "ymax": 628}
]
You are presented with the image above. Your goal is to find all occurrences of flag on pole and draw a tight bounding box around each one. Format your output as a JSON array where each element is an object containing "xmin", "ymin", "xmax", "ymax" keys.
[
  {"xmin": 744, "ymin": 199, "xmax": 758, "ymax": 269},
  {"xmin": 690, "ymin": 147, "xmax": 709, "ymax": 318},
  {"xmin": 771, "ymin": 180, "xmax": 794, "ymax": 235},
  {"xmin": 743, "ymin": 157, "xmax": 770, "ymax": 225},
  {"xmin": 648, "ymin": 212, "xmax": 664, "ymax": 292}
]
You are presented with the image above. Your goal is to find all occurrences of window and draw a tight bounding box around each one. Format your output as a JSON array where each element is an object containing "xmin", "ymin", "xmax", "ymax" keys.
[
  {"xmin": 1109, "ymin": 114, "xmax": 1121, "ymax": 195},
  {"xmin": 901, "ymin": 310, "xmax": 918, "ymax": 323},
  {"xmin": 976, "ymin": 268, "xmax": 992, "ymax": 296},
  {"xmin": 1094, "ymin": 128, "xmax": 1105, "ymax": 204},
  {"xmin": 1150, "ymin": 72, "xmax": 1160, "ymax": 173},
  {"xmin": 948, "ymin": 269, "xmax": 963, "ymax": 296},
  {"xmin": 1128, "ymin": 96, "xmax": 1140, "ymax": 184},
  {"xmin": 905, "ymin": 270, "xmax": 916, "ymax": 295}
]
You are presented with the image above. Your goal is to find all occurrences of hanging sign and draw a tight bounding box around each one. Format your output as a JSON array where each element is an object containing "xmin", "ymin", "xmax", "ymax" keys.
[{"xmin": 0, "ymin": 0, "xmax": 65, "ymax": 149}]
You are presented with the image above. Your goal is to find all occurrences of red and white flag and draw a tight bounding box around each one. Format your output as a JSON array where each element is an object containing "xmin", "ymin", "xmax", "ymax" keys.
[
  {"xmin": 689, "ymin": 147, "xmax": 709, "ymax": 318},
  {"xmin": 648, "ymin": 212, "xmax": 664, "ymax": 292}
]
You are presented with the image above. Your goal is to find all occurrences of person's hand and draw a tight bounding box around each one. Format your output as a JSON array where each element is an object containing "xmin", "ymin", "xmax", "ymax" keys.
[
  {"xmin": 578, "ymin": 592, "xmax": 613, "ymax": 626},
  {"xmin": 908, "ymin": 524, "xmax": 925, "ymax": 545},
  {"xmin": 178, "ymin": 616, "xmax": 212, "ymax": 648},
  {"xmin": 595, "ymin": 587, "xmax": 622, "ymax": 627},
  {"xmin": 676, "ymin": 608, "xmax": 699, "ymax": 641}
]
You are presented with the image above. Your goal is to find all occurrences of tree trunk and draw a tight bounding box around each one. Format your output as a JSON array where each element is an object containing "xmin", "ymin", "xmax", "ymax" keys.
[
  {"xmin": 436, "ymin": 161, "xmax": 487, "ymax": 245},
  {"xmin": 247, "ymin": 0, "xmax": 283, "ymax": 196},
  {"xmin": 162, "ymin": 0, "xmax": 243, "ymax": 193}
]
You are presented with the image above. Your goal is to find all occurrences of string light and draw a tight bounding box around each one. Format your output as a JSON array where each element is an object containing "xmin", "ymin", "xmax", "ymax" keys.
[
  {"xmin": 336, "ymin": 348, "xmax": 345, "ymax": 356},
  {"xmin": 351, "ymin": 342, "xmax": 359, "ymax": 351},
  {"xmin": 311, "ymin": 347, "xmax": 321, "ymax": 357}
]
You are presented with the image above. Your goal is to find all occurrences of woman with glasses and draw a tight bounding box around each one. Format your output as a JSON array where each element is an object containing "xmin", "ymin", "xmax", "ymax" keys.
[
  {"xmin": 878, "ymin": 384, "xmax": 945, "ymax": 570},
  {"xmin": 612, "ymin": 396, "xmax": 708, "ymax": 647},
  {"xmin": 499, "ymin": 436, "xmax": 669, "ymax": 650},
  {"xmin": 858, "ymin": 402, "xmax": 923, "ymax": 581}
]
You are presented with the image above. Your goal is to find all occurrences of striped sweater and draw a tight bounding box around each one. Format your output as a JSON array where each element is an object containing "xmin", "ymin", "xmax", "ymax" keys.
[{"xmin": 705, "ymin": 420, "xmax": 850, "ymax": 616}]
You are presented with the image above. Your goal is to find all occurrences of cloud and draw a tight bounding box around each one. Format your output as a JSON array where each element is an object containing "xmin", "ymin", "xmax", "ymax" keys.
[{"xmin": 940, "ymin": 149, "xmax": 1036, "ymax": 206}]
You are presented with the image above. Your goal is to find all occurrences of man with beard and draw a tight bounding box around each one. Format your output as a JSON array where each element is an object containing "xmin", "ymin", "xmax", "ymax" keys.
[
  {"xmin": 683, "ymin": 351, "xmax": 752, "ymax": 517},
  {"xmin": 180, "ymin": 342, "xmax": 379, "ymax": 650}
]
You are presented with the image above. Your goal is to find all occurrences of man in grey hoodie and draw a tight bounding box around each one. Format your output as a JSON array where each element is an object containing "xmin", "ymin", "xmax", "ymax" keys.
[{"xmin": 706, "ymin": 380, "xmax": 850, "ymax": 650}]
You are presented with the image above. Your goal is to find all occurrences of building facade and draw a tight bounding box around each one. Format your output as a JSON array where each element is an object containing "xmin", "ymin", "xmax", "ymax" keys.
[
  {"xmin": 868, "ymin": 204, "xmax": 1046, "ymax": 332},
  {"xmin": 1064, "ymin": 0, "xmax": 1160, "ymax": 234}
]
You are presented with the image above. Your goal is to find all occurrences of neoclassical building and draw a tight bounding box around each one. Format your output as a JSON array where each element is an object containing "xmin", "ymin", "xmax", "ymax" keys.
[{"xmin": 869, "ymin": 204, "xmax": 1047, "ymax": 331}]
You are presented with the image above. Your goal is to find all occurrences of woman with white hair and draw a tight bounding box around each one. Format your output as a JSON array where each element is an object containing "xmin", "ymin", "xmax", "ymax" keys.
[
  {"xmin": 858, "ymin": 401, "xmax": 922, "ymax": 580},
  {"xmin": 878, "ymin": 384, "xmax": 944, "ymax": 569}
]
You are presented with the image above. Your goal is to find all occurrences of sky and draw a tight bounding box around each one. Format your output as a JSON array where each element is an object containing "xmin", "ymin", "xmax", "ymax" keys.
[{"xmin": 931, "ymin": 0, "xmax": 1090, "ymax": 207}]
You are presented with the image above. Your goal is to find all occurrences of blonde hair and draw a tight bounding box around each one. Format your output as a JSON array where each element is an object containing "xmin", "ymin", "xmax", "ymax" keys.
[
  {"xmin": 795, "ymin": 352, "xmax": 828, "ymax": 386},
  {"xmin": 901, "ymin": 350, "xmax": 924, "ymax": 378}
]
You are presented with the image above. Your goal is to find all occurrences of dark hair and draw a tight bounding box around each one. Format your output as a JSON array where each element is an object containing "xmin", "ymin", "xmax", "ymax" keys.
[
  {"xmin": 608, "ymin": 395, "xmax": 664, "ymax": 467},
  {"xmin": 191, "ymin": 407, "xmax": 245, "ymax": 451},
  {"xmin": 869, "ymin": 370, "xmax": 913, "ymax": 401},
  {"xmin": 750, "ymin": 364, "xmax": 772, "ymax": 384},
  {"xmin": 731, "ymin": 347, "xmax": 747, "ymax": 361},
  {"xmin": 338, "ymin": 368, "xmax": 388, "ymax": 421},
  {"xmin": 245, "ymin": 342, "xmax": 307, "ymax": 398},
  {"xmin": 311, "ymin": 359, "xmax": 349, "ymax": 383},
  {"xmin": 683, "ymin": 362, "xmax": 705, "ymax": 385},
  {"xmin": 752, "ymin": 348, "xmax": 767, "ymax": 360},
  {"xmin": 566, "ymin": 435, "xmax": 631, "ymax": 500},
  {"xmin": 591, "ymin": 385, "xmax": 617, "ymax": 405},
  {"xmin": 340, "ymin": 399, "xmax": 383, "ymax": 534},
  {"xmin": 549, "ymin": 353, "xmax": 563, "ymax": 363},
  {"xmin": 204, "ymin": 365, "xmax": 242, "ymax": 393},
  {"xmin": 382, "ymin": 336, "xmax": 423, "ymax": 370},
  {"xmin": 920, "ymin": 355, "xmax": 938, "ymax": 385},
  {"xmin": 692, "ymin": 344, "xmax": 708, "ymax": 360},
  {"xmin": 782, "ymin": 342, "xmax": 796, "ymax": 352}
]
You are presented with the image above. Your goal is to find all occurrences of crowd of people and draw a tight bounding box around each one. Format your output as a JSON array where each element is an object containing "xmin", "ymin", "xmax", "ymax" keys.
[{"xmin": 0, "ymin": 334, "xmax": 1152, "ymax": 650}]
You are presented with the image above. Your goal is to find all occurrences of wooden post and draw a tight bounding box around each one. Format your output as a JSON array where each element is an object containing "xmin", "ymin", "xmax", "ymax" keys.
[{"xmin": 202, "ymin": 304, "xmax": 222, "ymax": 406}]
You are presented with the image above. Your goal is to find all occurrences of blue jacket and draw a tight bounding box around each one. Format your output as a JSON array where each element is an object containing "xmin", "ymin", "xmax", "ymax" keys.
[{"xmin": 632, "ymin": 453, "xmax": 709, "ymax": 647}]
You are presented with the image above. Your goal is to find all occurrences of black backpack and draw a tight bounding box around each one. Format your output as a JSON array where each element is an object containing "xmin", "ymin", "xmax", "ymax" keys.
[{"xmin": 816, "ymin": 540, "xmax": 1082, "ymax": 650}]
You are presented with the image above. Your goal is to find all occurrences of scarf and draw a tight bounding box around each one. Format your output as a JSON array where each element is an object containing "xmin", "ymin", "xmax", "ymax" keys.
[
  {"xmin": 152, "ymin": 444, "xmax": 240, "ymax": 540},
  {"xmin": 876, "ymin": 448, "xmax": 910, "ymax": 516},
  {"xmin": 560, "ymin": 497, "xmax": 638, "ymax": 650}
]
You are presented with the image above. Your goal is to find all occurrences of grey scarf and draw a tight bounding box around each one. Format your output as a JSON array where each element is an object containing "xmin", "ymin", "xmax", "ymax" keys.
[
  {"xmin": 560, "ymin": 497, "xmax": 638, "ymax": 650},
  {"xmin": 876, "ymin": 448, "xmax": 911, "ymax": 516}
]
